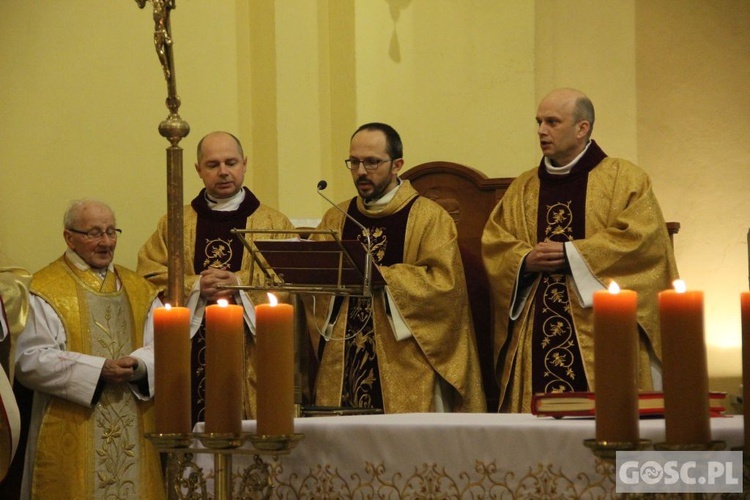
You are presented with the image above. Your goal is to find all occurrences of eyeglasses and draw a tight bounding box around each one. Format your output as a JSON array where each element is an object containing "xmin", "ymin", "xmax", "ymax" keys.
[
  {"xmin": 67, "ymin": 227, "xmax": 122, "ymax": 240},
  {"xmin": 344, "ymin": 158, "xmax": 394, "ymax": 171}
]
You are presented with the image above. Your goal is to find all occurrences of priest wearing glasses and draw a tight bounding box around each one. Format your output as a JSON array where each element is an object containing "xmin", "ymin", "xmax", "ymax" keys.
[
  {"xmin": 14, "ymin": 199, "xmax": 164, "ymax": 499},
  {"xmin": 307, "ymin": 122, "xmax": 486, "ymax": 414}
]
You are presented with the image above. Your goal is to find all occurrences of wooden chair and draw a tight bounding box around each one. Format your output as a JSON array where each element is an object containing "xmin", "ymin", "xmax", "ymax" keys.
[
  {"xmin": 402, "ymin": 161, "xmax": 680, "ymax": 411},
  {"xmin": 402, "ymin": 162, "xmax": 511, "ymax": 411}
]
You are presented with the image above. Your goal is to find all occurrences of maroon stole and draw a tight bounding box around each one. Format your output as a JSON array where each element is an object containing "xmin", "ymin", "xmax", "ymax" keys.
[
  {"xmin": 530, "ymin": 141, "xmax": 607, "ymax": 395},
  {"xmin": 189, "ymin": 187, "xmax": 260, "ymax": 426},
  {"xmin": 325, "ymin": 195, "xmax": 417, "ymax": 409}
]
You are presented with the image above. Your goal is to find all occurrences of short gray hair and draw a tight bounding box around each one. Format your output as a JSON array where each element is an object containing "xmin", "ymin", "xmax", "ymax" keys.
[
  {"xmin": 573, "ymin": 96, "xmax": 595, "ymax": 138},
  {"xmin": 63, "ymin": 199, "xmax": 115, "ymax": 229}
]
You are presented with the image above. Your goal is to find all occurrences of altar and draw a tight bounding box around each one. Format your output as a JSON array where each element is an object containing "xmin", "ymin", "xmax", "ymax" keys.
[{"xmin": 191, "ymin": 413, "xmax": 743, "ymax": 498}]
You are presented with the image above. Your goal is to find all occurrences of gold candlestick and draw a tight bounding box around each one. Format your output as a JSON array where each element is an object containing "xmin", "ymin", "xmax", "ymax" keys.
[
  {"xmin": 583, "ymin": 438, "xmax": 652, "ymax": 460},
  {"xmin": 248, "ymin": 433, "xmax": 305, "ymax": 456},
  {"xmin": 653, "ymin": 440, "xmax": 727, "ymax": 452},
  {"xmin": 147, "ymin": 429, "xmax": 305, "ymax": 498}
]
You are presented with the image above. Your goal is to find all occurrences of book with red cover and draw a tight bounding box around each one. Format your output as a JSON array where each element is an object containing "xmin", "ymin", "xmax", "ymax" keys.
[{"xmin": 531, "ymin": 391, "xmax": 726, "ymax": 418}]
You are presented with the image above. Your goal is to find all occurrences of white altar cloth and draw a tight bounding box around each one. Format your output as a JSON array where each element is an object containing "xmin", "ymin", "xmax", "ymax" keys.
[{"xmin": 191, "ymin": 413, "xmax": 742, "ymax": 498}]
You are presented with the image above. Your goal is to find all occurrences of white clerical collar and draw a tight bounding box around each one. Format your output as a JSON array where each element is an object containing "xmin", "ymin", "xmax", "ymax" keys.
[
  {"xmin": 544, "ymin": 140, "xmax": 592, "ymax": 175},
  {"xmin": 205, "ymin": 188, "xmax": 246, "ymax": 211},
  {"xmin": 363, "ymin": 178, "xmax": 402, "ymax": 210},
  {"xmin": 65, "ymin": 248, "xmax": 114, "ymax": 280}
]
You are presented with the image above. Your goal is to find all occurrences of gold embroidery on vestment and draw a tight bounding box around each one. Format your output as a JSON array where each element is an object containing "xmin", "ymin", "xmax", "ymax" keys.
[
  {"xmin": 203, "ymin": 237, "xmax": 233, "ymax": 269},
  {"xmin": 88, "ymin": 291, "xmax": 142, "ymax": 498},
  {"xmin": 538, "ymin": 200, "xmax": 584, "ymax": 393}
]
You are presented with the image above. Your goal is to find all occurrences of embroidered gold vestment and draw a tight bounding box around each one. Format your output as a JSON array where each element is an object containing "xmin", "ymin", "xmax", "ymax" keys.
[
  {"xmin": 28, "ymin": 257, "xmax": 163, "ymax": 499},
  {"xmin": 482, "ymin": 158, "xmax": 679, "ymax": 412},
  {"xmin": 137, "ymin": 199, "xmax": 296, "ymax": 419},
  {"xmin": 309, "ymin": 181, "xmax": 486, "ymax": 413}
]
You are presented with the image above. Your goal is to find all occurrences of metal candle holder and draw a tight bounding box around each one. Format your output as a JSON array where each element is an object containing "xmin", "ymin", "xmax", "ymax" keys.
[
  {"xmin": 653, "ymin": 440, "xmax": 726, "ymax": 452},
  {"xmin": 147, "ymin": 431, "xmax": 304, "ymax": 499},
  {"xmin": 583, "ymin": 438, "xmax": 652, "ymax": 460}
]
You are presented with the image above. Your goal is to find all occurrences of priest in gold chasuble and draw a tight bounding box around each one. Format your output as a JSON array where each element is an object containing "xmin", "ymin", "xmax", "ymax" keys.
[
  {"xmin": 0, "ymin": 266, "xmax": 29, "ymax": 488},
  {"xmin": 14, "ymin": 200, "xmax": 164, "ymax": 499},
  {"xmin": 308, "ymin": 123, "xmax": 486, "ymax": 413},
  {"xmin": 138, "ymin": 131, "xmax": 295, "ymax": 426},
  {"xmin": 482, "ymin": 89, "xmax": 679, "ymax": 413}
]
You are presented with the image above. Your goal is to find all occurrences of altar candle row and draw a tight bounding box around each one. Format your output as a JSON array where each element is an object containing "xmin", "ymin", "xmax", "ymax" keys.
[
  {"xmin": 152, "ymin": 295, "xmax": 295, "ymax": 436},
  {"xmin": 593, "ymin": 279, "xmax": 714, "ymax": 447}
]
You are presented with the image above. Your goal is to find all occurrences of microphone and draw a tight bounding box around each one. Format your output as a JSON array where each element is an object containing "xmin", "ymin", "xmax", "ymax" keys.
[{"xmin": 316, "ymin": 180, "xmax": 373, "ymax": 296}]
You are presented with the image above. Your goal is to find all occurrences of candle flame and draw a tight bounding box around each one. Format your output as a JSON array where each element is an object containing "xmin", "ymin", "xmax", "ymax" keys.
[
  {"xmin": 608, "ymin": 281, "xmax": 620, "ymax": 294},
  {"xmin": 164, "ymin": 303, "xmax": 172, "ymax": 310},
  {"xmin": 217, "ymin": 298, "xmax": 229, "ymax": 307},
  {"xmin": 673, "ymin": 279, "xmax": 687, "ymax": 293},
  {"xmin": 267, "ymin": 293, "xmax": 278, "ymax": 307}
]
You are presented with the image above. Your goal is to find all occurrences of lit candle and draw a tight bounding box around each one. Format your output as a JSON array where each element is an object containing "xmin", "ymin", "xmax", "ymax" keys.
[
  {"xmin": 659, "ymin": 279, "xmax": 710, "ymax": 445},
  {"xmin": 205, "ymin": 299, "xmax": 244, "ymax": 434},
  {"xmin": 593, "ymin": 281, "xmax": 639, "ymax": 444},
  {"xmin": 255, "ymin": 293, "xmax": 295, "ymax": 436},
  {"xmin": 153, "ymin": 304, "xmax": 191, "ymax": 434},
  {"xmin": 741, "ymin": 292, "xmax": 750, "ymax": 451}
]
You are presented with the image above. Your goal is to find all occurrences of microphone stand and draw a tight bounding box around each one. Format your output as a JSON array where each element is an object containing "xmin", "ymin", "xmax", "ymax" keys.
[{"xmin": 316, "ymin": 181, "xmax": 373, "ymax": 297}]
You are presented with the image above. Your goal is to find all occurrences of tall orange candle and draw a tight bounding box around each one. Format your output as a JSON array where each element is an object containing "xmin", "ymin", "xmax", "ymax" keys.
[
  {"xmin": 659, "ymin": 280, "xmax": 710, "ymax": 445},
  {"xmin": 741, "ymin": 292, "xmax": 750, "ymax": 451},
  {"xmin": 255, "ymin": 293, "xmax": 295, "ymax": 436},
  {"xmin": 205, "ymin": 299, "xmax": 244, "ymax": 434},
  {"xmin": 153, "ymin": 304, "xmax": 191, "ymax": 434},
  {"xmin": 593, "ymin": 281, "xmax": 639, "ymax": 444}
]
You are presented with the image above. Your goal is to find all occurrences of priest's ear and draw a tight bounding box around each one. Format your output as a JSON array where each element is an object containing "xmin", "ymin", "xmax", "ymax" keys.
[
  {"xmin": 576, "ymin": 119, "xmax": 591, "ymax": 140},
  {"xmin": 391, "ymin": 157, "xmax": 405, "ymax": 175}
]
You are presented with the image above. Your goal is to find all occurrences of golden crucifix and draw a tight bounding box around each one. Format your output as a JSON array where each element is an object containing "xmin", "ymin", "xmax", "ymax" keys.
[{"xmin": 135, "ymin": 0, "xmax": 189, "ymax": 306}]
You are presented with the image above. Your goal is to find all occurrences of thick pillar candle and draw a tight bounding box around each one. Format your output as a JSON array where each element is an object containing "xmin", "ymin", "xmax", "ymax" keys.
[
  {"xmin": 205, "ymin": 300, "xmax": 244, "ymax": 434},
  {"xmin": 153, "ymin": 305, "xmax": 191, "ymax": 434},
  {"xmin": 593, "ymin": 282, "xmax": 639, "ymax": 444},
  {"xmin": 255, "ymin": 293, "xmax": 295, "ymax": 436},
  {"xmin": 741, "ymin": 292, "xmax": 750, "ymax": 451},
  {"xmin": 659, "ymin": 280, "xmax": 710, "ymax": 445}
]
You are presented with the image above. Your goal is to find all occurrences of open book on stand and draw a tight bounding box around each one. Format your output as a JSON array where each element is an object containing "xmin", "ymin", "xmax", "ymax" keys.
[{"xmin": 531, "ymin": 391, "xmax": 727, "ymax": 418}]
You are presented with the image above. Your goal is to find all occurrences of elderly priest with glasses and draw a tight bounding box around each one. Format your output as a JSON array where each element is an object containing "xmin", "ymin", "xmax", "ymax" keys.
[
  {"xmin": 307, "ymin": 122, "xmax": 486, "ymax": 414},
  {"xmin": 14, "ymin": 199, "xmax": 164, "ymax": 499}
]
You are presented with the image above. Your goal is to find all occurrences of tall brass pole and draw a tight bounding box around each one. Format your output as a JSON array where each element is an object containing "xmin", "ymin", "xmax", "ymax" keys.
[
  {"xmin": 134, "ymin": 2, "xmax": 192, "ymax": 499},
  {"xmin": 135, "ymin": 0, "xmax": 189, "ymax": 306}
]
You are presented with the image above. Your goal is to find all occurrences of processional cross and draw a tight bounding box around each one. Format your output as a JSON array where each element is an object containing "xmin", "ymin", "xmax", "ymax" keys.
[{"xmin": 135, "ymin": 0, "xmax": 189, "ymax": 306}]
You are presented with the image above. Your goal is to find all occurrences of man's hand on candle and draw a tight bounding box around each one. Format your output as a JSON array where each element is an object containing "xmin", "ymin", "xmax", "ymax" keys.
[
  {"xmin": 524, "ymin": 241, "xmax": 566, "ymax": 273},
  {"xmin": 200, "ymin": 267, "xmax": 239, "ymax": 302},
  {"xmin": 100, "ymin": 356, "xmax": 140, "ymax": 384}
]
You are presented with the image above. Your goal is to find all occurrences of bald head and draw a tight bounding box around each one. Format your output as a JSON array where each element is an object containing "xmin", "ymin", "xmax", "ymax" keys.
[
  {"xmin": 196, "ymin": 131, "xmax": 244, "ymax": 163},
  {"xmin": 195, "ymin": 131, "xmax": 248, "ymax": 199},
  {"xmin": 540, "ymin": 88, "xmax": 595, "ymax": 136},
  {"xmin": 536, "ymin": 88, "xmax": 595, "ymax": 167}
]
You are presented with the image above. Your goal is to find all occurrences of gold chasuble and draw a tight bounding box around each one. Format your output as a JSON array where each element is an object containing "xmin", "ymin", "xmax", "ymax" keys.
[
  {"xmin": 309, "ymin": 181, "xmax": 486, "ymax": 413},
  {"xmin": 29, "ymin": 257, "xmax": 163, "ymax": 499},
  {"xmin": 482, "ymin": 141, "xmax": 679, "ymax": 413},
  {"xmin": 137, "ymin": 189, "xmax": 296, "ymax": 423},
  {"xmin": 138, "ymin": 190, "xmax": 296, "ymax": 303}
]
